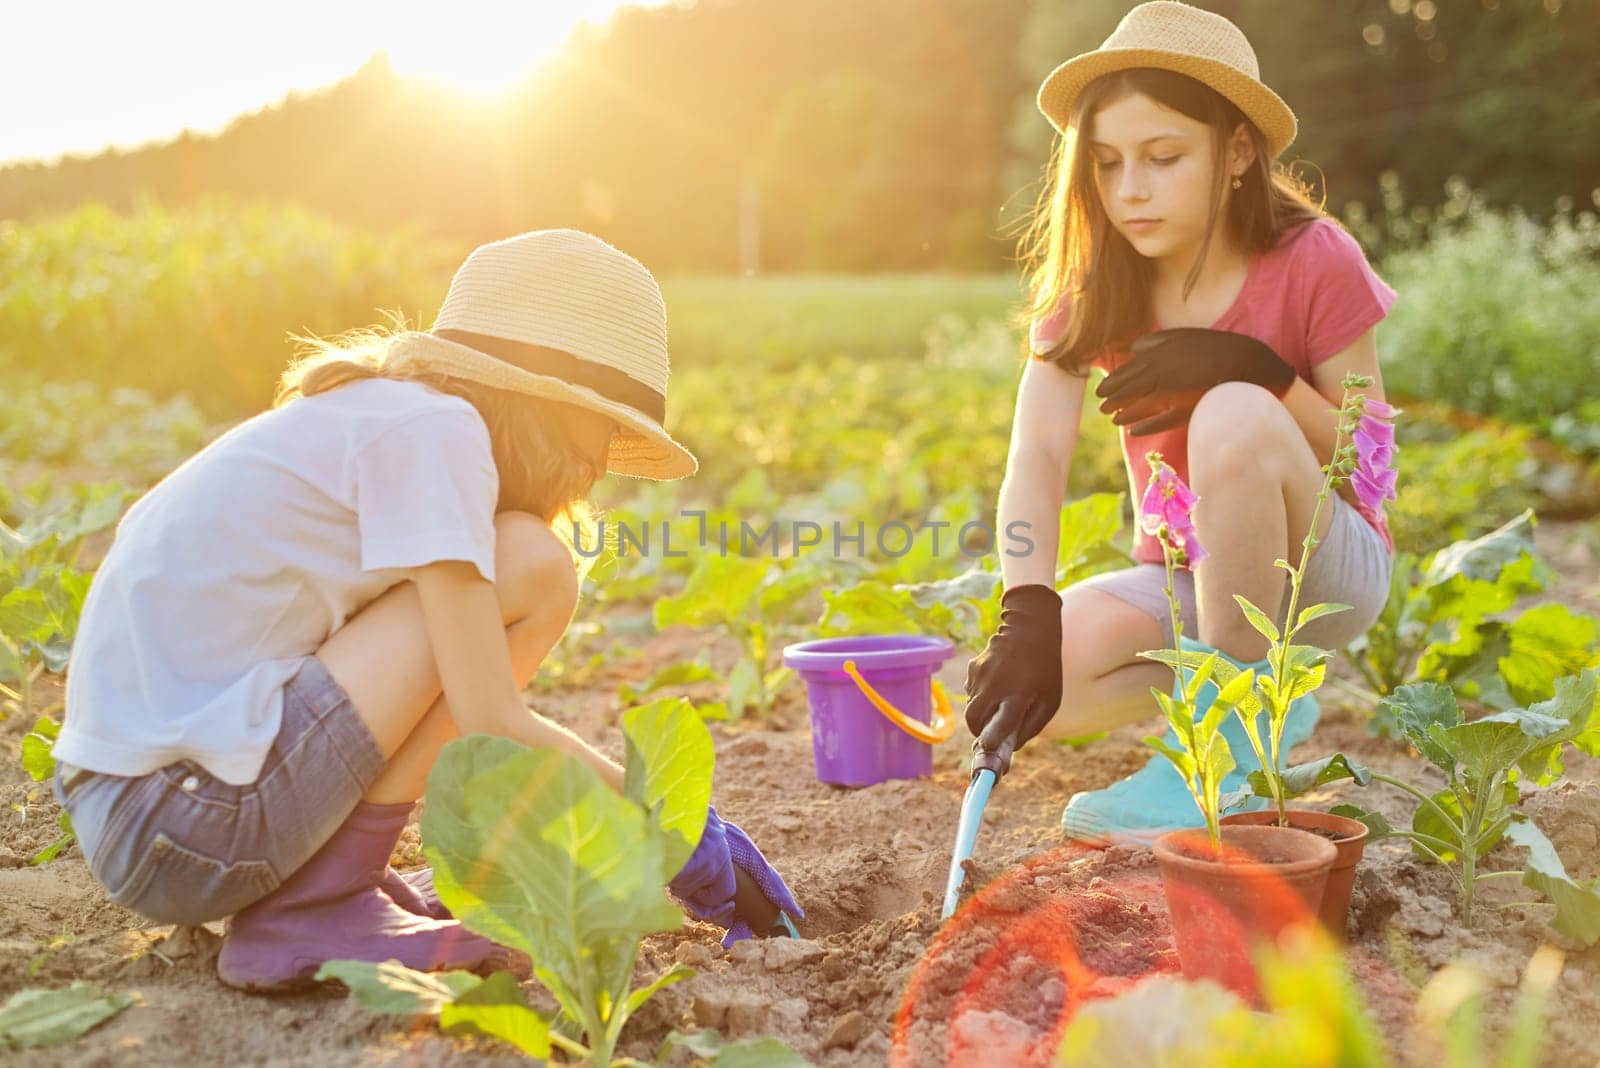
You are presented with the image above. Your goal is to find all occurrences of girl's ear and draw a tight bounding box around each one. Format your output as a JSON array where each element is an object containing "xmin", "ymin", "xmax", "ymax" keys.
[{"xmin": 1227, "ymin": 122, "xmax": 1258, "ymax": 178}]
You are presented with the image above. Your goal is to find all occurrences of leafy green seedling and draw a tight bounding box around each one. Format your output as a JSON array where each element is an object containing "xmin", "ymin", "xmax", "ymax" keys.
[
  {"xmin": 1, "ymin": 482, "xmax": 129, "ymax": 721},
  {"xmin": 1267, "ymin": 670, "xmax": 1600, "ymax": 934},
  {"xmin": 654, "ymin": 554, "xmax": 819, "ymax": 716},
  {"xmin": 1342, "ymin": 510, "xmax": 1599, "ymax": 722},
  {"xmin": 328, "ymin": 697, "xmax": 714, "ymax": 1065},
  {"xmin": 19, "ymin": 714, "xmax": 74, "ymax": 865}
]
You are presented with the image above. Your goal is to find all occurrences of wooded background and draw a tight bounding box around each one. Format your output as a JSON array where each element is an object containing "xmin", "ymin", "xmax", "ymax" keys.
[{"xmin": 2, "ymin": 0, "xmax": 1593, "ymax": 271}]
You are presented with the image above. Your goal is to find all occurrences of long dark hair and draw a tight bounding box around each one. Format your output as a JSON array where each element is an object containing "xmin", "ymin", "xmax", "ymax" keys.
[{"xmin": 1017, "ymin": 68, "xmax": 1326, "ymax": 376}]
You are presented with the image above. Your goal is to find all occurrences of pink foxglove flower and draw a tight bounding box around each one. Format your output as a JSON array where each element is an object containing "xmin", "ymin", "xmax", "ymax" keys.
[
  {"xmin": 1351, "ymin": 398, "xmax": 1400, "ymax": 512},
  {"xmin": 1140, "ymin": 455, "xmax": 1207, "ymax": 566}
]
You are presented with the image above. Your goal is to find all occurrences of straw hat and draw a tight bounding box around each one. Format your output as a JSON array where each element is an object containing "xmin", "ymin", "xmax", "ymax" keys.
[
  {"xmin": 1037, "ymin": 1, "xmax": 1297, "ymax": 160},
  {"xmin": 383, "ymin": 229, "xmax": 697, "ymax": 481}
]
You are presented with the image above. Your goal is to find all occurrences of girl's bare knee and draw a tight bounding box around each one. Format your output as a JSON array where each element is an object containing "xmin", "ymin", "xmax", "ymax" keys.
[
  {"xmin": 1188, "ymin": 383, "xmax": 1294, "ymax": 476},
  {"xmin": 1039, "ymin": 588, "xmax": 1166, "ymax": 737},
  {"xmin": 493, "ymin": 511, "xmax": 579, "ymax": 623}
]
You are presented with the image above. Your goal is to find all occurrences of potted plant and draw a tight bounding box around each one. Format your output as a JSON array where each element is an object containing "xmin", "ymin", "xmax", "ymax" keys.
[
  {"xmin": 1210, "ymin": 377, "xmax": 1400, "ymax": 938},
  {"xmin": 1137, "ymin": 453, "xmax": 1336, "ymax": 1003}
]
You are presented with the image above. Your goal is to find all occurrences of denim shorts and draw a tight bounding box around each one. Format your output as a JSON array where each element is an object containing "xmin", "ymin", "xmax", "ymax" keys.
[
  {"xmin": 1070, "ymin": 494, "xmax": 1394, "ymax": 651},
  {"xmin": 53, "ymin": 655, "xmax": 386, "ymax": 926}
]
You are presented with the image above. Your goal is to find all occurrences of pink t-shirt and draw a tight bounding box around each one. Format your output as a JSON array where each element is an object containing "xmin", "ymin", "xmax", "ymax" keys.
[{"xmin": 1030, "ymin": 217, "xmax": 1399, "ymax": 566}]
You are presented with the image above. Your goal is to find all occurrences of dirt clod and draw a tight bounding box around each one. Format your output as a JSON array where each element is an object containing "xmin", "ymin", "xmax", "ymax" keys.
[{"xmin": 824, "ymin": 1009, "xmax": 869, "ymax": 1050}]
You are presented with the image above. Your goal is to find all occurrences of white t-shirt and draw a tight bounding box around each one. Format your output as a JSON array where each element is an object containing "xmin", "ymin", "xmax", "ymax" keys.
[{"xmin": 57, "ymin": 378, "xmax": 500, "ymax": 785}]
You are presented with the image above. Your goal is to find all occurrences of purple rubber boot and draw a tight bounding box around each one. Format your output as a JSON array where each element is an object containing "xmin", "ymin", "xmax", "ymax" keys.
[{"xmin": 217, "ymin": 800, "xmax": 499, "ymax": 992}]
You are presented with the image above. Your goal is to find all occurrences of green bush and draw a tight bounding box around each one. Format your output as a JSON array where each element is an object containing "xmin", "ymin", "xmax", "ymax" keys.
[
  {"xmin": 1372, "ymin": 192, "xmax": 1600, "ymax": 449},
  {"xmin": 0, "ymin": 196, "xmax": 458, "ymax": 419}
]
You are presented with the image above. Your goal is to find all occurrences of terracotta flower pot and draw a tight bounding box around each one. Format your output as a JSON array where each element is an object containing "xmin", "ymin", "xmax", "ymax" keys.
[
  {"xmin": 1222, "ymin": 809, "xmax": 1370, "ymax": 941},
  {"xmin": 1152, "ymin": 825, "xmax": 1336, "ymax": 1004}
]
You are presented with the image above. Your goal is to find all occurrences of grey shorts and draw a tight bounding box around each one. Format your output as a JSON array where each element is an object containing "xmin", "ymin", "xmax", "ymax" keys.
[
  {"xmin": 1070, "ymin": 494, "xmax": 1394, "ymax": 651},
  {"xmin": 53, "ymin": 655, "xmax": 385, "ymax": 925}
]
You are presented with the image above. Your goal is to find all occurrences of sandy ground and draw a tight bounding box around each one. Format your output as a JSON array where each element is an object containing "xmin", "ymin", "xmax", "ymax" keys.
[{"xmin": 2, "ymin": 520, "xmax": 1596, "ymax": 1066}]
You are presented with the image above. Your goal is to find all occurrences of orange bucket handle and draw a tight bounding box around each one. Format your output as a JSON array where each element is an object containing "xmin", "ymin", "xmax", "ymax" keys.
[{"xmin": 840, "ymin": 660, "xmax": 957, "ymax": 745}]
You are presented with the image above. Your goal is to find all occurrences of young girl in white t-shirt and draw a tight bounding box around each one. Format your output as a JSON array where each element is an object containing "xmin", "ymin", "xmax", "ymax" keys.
[{"xmin": 53, "ymin": 229, "xmax": 799, "ymax": 991}]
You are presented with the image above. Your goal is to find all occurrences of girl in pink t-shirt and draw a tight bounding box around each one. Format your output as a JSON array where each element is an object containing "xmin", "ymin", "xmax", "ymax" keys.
[{"xmin": 961, "ymin": 2, "xmax": 1398, "ymax": 841}]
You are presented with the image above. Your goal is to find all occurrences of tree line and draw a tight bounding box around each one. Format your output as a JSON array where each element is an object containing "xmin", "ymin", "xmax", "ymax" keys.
[{"xmin": 1, "ymin": 0, "xmax": 1592, "ymax": 271}]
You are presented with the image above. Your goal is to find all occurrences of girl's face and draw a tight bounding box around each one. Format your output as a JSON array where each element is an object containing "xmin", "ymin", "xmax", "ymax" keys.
[
  {"xmin": 558, "ymin": 404, "xmax": 620, "ymax": 471},
  {"xmin": 1087, "ymin": 91, "xmax": 1250, "ymax": 275}
]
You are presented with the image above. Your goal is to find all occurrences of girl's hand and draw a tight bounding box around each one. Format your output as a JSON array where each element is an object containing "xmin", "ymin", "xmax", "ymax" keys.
[
  {"xmin": 668, "ymin": 806, "xmax": 803, "ymax": 947},
  {"xmin": 963, "ymin": 583, "xmax": 1064, "ymax": 765},
  {"xmin": 1095, "ymin": 328, "xmax": 1295, "ymax": 436}
]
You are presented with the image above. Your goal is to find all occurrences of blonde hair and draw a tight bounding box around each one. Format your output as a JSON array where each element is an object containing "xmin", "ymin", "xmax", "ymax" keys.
[
  {"xmin": 275, "ymin": 313, "xmax": 604, "ymax": 581},
  {"xmin": 1018, "ymin": 68, "xmax": 1326, "ymax": 376}
]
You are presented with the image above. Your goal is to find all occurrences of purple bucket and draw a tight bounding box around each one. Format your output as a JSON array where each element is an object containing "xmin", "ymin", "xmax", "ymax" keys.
[{"xmin": 781, "ymin": 635, "xmax": 956, "ymax": 787}]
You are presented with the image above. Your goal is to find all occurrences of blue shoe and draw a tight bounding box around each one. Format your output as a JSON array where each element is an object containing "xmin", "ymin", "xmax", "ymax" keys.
[{"xmin": 1061, "ymin": 636, "xmax": 1319, "ymax": 846}]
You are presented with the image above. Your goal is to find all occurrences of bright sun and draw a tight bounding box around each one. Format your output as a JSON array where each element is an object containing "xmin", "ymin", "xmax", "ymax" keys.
[{"xmin": 382, "ymin": 3, "xmax": 638, "ymax": 95}]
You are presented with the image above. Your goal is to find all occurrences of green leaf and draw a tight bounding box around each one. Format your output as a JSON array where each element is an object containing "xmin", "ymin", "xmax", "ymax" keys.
[
  {"xmin": 0, "ymin": 982, "xmax": 135, "ymax": 1048},
  {"xmin": 654, "ymin": 554, "xmax": 768, "ymax": 630},
  {"xmin": 1218, "ymin": 787, "xmax": 1254, "ymax": 814},
  {"xmin": 312, "ymin": 960, "xmax": 482, "ymax": 1015},
  {"xmin": 707, "ymin": 1037, "xmax": 813, "ymax": 1067},
  {"xmin": 1144, "ymin": 735, "xmax": 1195, "ymax": 782},
  {"xmin": 817, "ymin": 582, "xmax": 925, "ymax": 637},
  {"xmin": 1056, "ymin": 493, "xmax": 1127, "ymax": 584},
  {"xmin": 1506, "ymin": 820, "xmax": 1600, "ymax": 946},
  {"xmin": 1294, "ymin": 601, "xmax": 1353, "ymax": 633},
  {"xmin": 1381, "ymin": 683, "xmax": 1462, "ymax": 774},
  {"xmin": 1507, "ymin": 669, "xmax": 1599, "ymax": 781},
  {"xmin": 1410, "ymin": 787, "xmax": 1494, "ymax": 863},
  {"xmin": 1201, "ymin": 668, "xmax": 1255, "ymax": 739},
  {"xmin": 20, "ymin": 732, "xmax": 55, "ymax": 783},
  {"xmin": 658, "ymin": 1027, "xmax": 812, "ymax": 1067},
  {"xmin": 0, "ymin": 588, "xmax": 52, "ymax": 643},
  {"xmin": 1200, "ymin": 732, "xmax": 1236, "ymax": 794},
  {"xmin": 1329, "ymin": 804, "xmax": 1396, "ymax": 840},
  {"xmin": 622, "ymin": 699, "xmax": 714, "ymax": 879},
  {"xmin": 1256, "ymin": 753, "xmax": 1373, "ymax": 799},
  {"xmin": 439, "ymin": 971, "xmax": 551, "ymax": 1057},
  {"xmin": 1184, "ymin": 651, "xmax": 1221, "ymax": 706},
  {"xmin": 903, "ymin": 568, "xmax": 1001, "ymax": 613},
  {"xmin": 660, "ymin": 1028, "xmax": 729, "ymax": 1060},
  {"xmin": 1423, "ymin": 509, "xmax": 1544, "ymax": 588},
  {"xmin": 1232, "ymin": 594, "xmax": 1280, "ymax": 643},
  {"xmin": 617, "ymin": 658, "xmax": 719, "ymax": 705},
  {"xmin": 1284, "ymin": 662, "xmax": 1327, "ymax": 702},
  {"xmin": 1498, "ymin": 605, "xmax": 1600, "ymax": 709},
  {"xmin": 757, "ymin": 562, "xmax": 824, "ymax": 618},
  {"xmin": 29, "ymin": 715, "xmax": 60, "ymax": 741},
  {"xmin": 421, "ymin": 737, "xmax": 683, "ymax": 1027},
  {"xmin": 623, "ymin": 962, "xmax": 694, "ymax": 1019},
  {"xmin": 29, "ymin": 821, "xmax": 74, "ymax": 866},
  {"xmin": 1430, "ymin": 719, "xmax": 1537, "ymax": 797}
]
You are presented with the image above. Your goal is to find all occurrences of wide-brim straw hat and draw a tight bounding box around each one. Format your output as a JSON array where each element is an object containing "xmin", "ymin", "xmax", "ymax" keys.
[
  {"xmin": 1037, "ymin": 1, "xmax": 1297, "ymax": 160},
  {"xmin": 383, "ymin": 229, "xmax": 698, "ymax": 481}
]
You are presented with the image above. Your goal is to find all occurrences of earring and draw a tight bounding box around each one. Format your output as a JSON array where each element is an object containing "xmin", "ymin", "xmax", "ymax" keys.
[{"xmin": 1231, "ymin": 175, "xmax": 1243, "ymax": 190}]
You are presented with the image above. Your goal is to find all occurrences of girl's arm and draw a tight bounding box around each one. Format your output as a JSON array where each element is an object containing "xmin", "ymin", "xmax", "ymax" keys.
[
  {"xmin": 413, "ymin": 559, "xmax": 625, "ymax": 793},
  {"xmin": 997, "ymin": 358, "xmax": 1086, "ymax": 588},
  {"xmin": 1286, "ymin": 326, "xmax": 1388, "ymax": 507}
]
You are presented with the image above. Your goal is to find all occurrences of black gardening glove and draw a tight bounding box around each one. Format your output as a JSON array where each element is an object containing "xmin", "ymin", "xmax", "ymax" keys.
[
  {"xmin": 964, "ymin": 584, "xmax": 1063, "ymax": 770},
  {"xmin": 1094, "ymin": 327, "xmax": 1295, "ymax": 436}
]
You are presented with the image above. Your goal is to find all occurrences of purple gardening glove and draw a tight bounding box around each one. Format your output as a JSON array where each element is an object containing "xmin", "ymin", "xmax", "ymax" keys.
[{"xmin": 667, "ymin": 806, "xmax": 804, "ymax": 948}]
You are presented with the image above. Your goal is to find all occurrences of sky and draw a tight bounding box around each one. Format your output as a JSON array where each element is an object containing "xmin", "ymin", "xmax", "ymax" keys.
[{"xmin": 4, "ymin": 1, "xmax": 672, "ymax": 167}]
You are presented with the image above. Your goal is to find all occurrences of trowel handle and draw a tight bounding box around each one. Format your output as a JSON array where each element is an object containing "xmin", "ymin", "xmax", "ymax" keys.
[
  {"xmin": 732, "ymin": 864, "xmax": 781, "ymax": 936},
  {"xmin": 970, "ymin": 731, "xmax": 1018, "ymax": 781}
]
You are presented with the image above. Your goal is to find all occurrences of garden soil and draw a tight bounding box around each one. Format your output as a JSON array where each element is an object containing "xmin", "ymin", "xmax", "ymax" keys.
[{"xmin": 2, "ymin": 520, "xmax": 1596, "ymax": 1066}]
